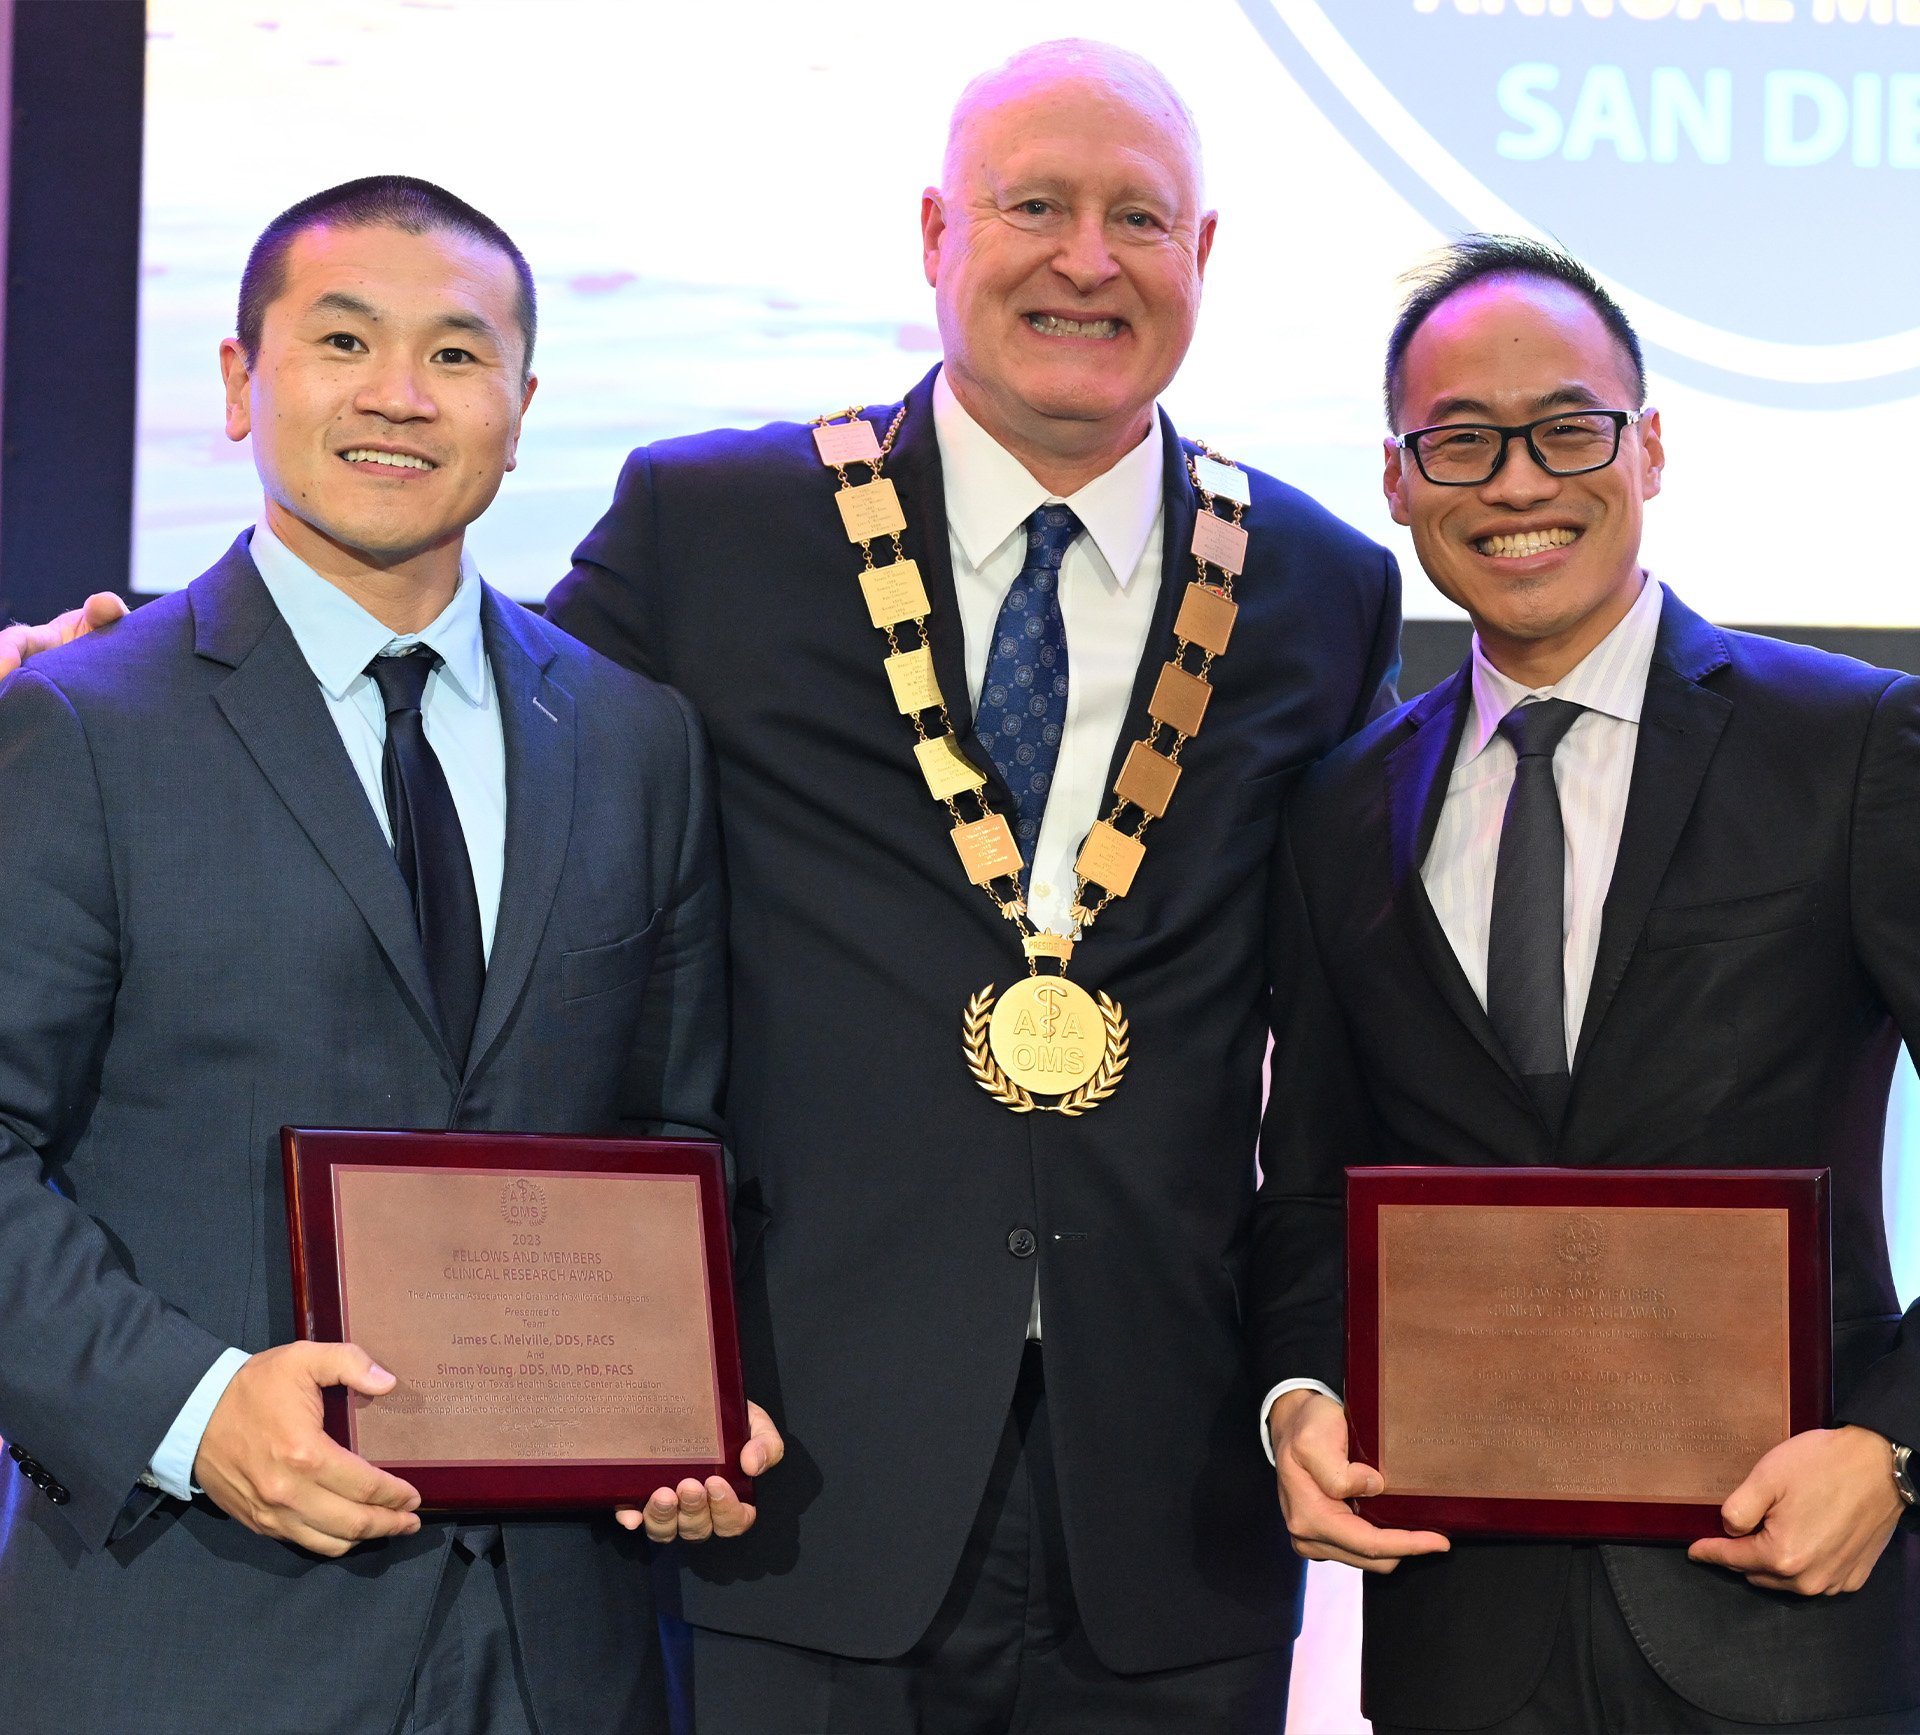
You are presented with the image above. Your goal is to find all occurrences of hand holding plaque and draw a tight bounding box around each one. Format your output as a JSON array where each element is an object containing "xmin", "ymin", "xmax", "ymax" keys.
[{"xmin": 1268, "ymin": 1386, "xmax": 1449, "ymax": 1574}]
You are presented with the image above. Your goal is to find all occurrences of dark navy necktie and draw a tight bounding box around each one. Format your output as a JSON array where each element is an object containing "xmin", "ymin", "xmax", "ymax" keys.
[
  {"xmin": 1486, "ymin": 697, "xmax": 1585, "ymax": 1130},
  {"xmin": 367, "ymin": 649, "xmax": 485, "ymax": 1068},
  {"xmin": 976, "ymin": 505, "xmax": 1079, "ymax": 878}
]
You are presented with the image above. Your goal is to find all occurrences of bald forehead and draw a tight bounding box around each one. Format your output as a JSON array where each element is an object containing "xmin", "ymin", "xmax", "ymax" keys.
[{"xmin": 942, "ymin": 45, "xmax": 1202, "ymax": 196}]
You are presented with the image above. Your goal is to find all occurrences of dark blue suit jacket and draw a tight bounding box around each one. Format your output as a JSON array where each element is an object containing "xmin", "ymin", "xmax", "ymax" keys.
[
  {"xmin": 549, "ymin": 368, "xmax": 1402, "ymax": 1671},
  {"xmin": 0, "ymin": 539, "xmax": 726, "ymax": 1734}
]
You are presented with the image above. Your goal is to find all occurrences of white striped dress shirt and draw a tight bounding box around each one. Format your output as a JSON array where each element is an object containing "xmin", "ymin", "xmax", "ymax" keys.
[{"xmin": 1421, "ymin": 574, "xmax": 1665, "ymax": 1062}]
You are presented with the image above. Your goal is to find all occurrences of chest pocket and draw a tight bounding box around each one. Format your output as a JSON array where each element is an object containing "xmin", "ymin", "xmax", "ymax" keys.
[
  {"xmin": 1641, "ymin": 881, "xmax": 1820, "ymax": 952},
  {"xmin": 561, "ymin": 911, "xmax": 662, "ymax": 1002}
]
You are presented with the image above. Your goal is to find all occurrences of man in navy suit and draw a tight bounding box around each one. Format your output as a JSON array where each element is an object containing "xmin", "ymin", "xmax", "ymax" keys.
[
  {"xmin": 0, "ymin": 176, "xmax": 777, "ymax": 1734},
  {"xmin": 548, "ymin": 40, "xmax": 1400, "ymax": 1733}
]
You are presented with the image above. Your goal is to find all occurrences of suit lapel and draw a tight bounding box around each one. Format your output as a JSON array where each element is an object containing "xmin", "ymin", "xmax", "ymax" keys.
[
  {"xmin": 1383, "ymin": 669, "xmax": 1519, "ymax": 1082},
  {"xmin": 1572, "ymin": 593, "xmax": 1732, "ymax": 1071},
  {"xmin": 1098, "ymin": 409, "xmax": 1198, "ymax": 799},
  {"xmin": 466, "ymin": 590, "xmax": 577, "ymax": 1080},
  {"xmin": 194, "ymin": 539, "xmax": 458, "ymax": 1086}
]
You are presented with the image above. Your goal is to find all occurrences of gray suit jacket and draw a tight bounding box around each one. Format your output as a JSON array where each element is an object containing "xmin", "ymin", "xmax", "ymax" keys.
[{"xmin": 0, "ymin": 537, "xmax": 726, "ymax": 1734}]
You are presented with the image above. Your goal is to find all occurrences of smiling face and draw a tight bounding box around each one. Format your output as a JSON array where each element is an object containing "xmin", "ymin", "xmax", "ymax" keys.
[
  {"xmin": 220, "ymin": 221, "xmax": 535, "ymax": 601},
  {"xmin": 1385, "ymin": 275, "xmax": 1663, "ymax": 684},
  {"xmin": 922, "ymin": 66, "xmax": 1215, "ymax": 484}
]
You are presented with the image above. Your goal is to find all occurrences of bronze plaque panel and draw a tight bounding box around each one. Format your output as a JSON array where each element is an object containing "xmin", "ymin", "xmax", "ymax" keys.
[
  {"xmin": 952, "ymin": 813, "xmax": 1023, "ymax": 885},
  {"xmin": 1174, "ymin": 583, "xmax": 1238, "ymax": 657},
  {"xmin": 1115, "ymin": 742, "xmax": 1182, "ymax": 818},
  {"xmin": 1074, "ymin": 821, "xmax": 1146, "ymax": 897},
  {"xmin": 1148, "ymin": 664, "xmax": 1212, "ymax": 737},
  {"xmin": 1378, "ymin": 1204, "xmax": 1790, "ymax": 1504},
  {"xmin": 334, "ymin": 1167, "xmax": 724, "ymax": 1466}
]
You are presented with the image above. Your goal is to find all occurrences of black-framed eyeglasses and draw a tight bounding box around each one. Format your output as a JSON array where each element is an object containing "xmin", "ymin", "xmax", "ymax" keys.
[{"xmin": 1393, "ymin": 408, "xmax": 1648, "ymax": 486}]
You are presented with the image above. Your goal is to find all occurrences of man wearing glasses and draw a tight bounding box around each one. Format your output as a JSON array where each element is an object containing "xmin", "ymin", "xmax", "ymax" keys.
[{"xmin": 1252, "ymin": 235, "xmax": 1920, "ymax": 1732}]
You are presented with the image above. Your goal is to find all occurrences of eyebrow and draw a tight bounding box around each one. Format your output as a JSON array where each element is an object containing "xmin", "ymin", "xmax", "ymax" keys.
[
  {"xmin": 306, "ymin": 291, "xmax": 502, "ymax": 345},
  {"xmin": 1417, "ymin": 385, "xmax": 1609, "ymax": 425}
]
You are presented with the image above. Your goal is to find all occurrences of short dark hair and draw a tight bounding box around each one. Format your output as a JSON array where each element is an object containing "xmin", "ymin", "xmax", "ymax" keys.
[
  {"xmin": 1384, "ymin": 234, "xmax": 1645, "ymax": 427},
  {"xmin": 236, "ymin": 175, "xmax": 536, "ymax": 375}
]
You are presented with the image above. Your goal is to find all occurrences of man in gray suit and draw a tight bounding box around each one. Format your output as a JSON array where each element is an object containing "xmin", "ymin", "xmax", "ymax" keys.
[{"xmin": 0, "ymin": 176, "xmax": 776, "ymax": 1733}]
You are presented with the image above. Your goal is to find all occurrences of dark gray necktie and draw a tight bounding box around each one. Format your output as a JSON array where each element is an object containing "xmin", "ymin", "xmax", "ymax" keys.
[
  {"xmin": 367, "ymin": 649, "xmax": 485, "ymax": 1068},
  {"xmin": 1486, "ymin": 698, "xmax": 1585, "ymax": 1129}
]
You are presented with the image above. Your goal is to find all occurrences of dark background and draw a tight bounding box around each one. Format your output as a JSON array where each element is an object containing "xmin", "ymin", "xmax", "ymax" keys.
[{"xmin": 4, "ymin": 0, "xmax": 1913, "ymax": 695}]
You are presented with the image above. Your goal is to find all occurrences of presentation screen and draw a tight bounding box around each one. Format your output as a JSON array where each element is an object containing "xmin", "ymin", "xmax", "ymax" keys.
[{"xmin": 136, "ymin": 0, "xmax": 1920, "ymax": 622}]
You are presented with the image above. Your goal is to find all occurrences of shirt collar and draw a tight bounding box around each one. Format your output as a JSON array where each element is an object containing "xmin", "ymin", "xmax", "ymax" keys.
[
  {"xmin": 931, "ymin": 369, "xmax": 1164, "ymax": 589},
  {"xmin": 249, "ymin": 520, "xmax": 488, "ymax": 706},
  {"xmin": 1462, "ymin": 572, "xmax": 1666, "ymax": 764}
]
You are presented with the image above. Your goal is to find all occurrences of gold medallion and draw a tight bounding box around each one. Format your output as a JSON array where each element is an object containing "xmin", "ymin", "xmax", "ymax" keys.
[{"xmin": 962, "ymin": 980, "xmax": 1130, "ymax": 1117}]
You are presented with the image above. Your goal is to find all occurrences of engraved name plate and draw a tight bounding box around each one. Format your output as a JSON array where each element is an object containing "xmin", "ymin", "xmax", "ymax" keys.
[
  {"xmin": 1346, "ymin": 1168, "xmax": 1831, "ymax": 1543},
  {"xmin": 859, "ymin": 559, "xmax": 931, "ymax": 628},
  {"xmin": 1190, "ymin": 510, "xmax": 1249, "ymax": 576},
  {"xmin": 812, "ymin": 418, "xmax": 883, "ymax": 468},
  {"xmin": 836, "ymin": 478, "xmax": 907, "ymax": 543}
]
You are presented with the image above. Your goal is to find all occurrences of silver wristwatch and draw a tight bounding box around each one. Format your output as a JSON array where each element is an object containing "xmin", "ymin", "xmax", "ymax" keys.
[{"xmin": 1893, "ymin": 1442, "xmax": 1918, "ymax": 1509}]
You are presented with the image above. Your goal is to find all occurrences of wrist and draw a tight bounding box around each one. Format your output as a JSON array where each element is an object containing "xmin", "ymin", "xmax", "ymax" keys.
[
  {"xmin": 1267, "ymin": 1385, "xmax": 1323, "ymax": 1435},
  {"xmin": 1892, "ymin": 1440, "xmax": 1917, "ymax": 1510}
]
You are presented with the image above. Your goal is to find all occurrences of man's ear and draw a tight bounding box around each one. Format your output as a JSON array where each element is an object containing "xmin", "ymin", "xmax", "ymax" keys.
[
  {"xmin": 1639, "ymin": 407, "xmax": 1664, "ymax": 502},
  {"xmin": 921, "ymin": 189, "xmax": 948, "ymax": 289},
  {"xmin": 504, "ymin": 373, "xmax": 538, "ymax": 473},
  {"xmin": 219, "ymin": 338, "xmax": 253, "ymax": 444},
  {"xmin": 1383, "ymin": 438, "xmax": 1413, "ymax": 528}
]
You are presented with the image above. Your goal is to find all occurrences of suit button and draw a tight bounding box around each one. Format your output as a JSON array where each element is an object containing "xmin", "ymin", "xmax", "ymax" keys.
[
  {"xmin": 1007, "ymin": 1228, "xmax": 1037, "ymax": 1259},
  {"xmin": 6, "ymin": 1444, "xmax": 23, "ymax": 1464},
  {"xmin": 46, "ymin": 1485, "xmax": 69, "ymax": 1505}
]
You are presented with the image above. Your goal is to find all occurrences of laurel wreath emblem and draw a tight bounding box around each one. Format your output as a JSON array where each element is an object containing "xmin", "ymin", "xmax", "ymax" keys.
[{"xmin": 962, "ymin": 986, "xmax": 1130, "ymax": 1116}]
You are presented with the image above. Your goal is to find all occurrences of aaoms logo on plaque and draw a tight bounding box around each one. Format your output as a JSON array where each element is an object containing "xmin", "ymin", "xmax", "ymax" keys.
[{"xmin": 1239, "ymin": 0, "xmax": 1920, "ymax": 406}]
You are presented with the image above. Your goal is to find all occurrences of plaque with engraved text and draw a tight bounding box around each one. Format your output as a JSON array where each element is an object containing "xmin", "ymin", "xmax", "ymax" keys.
[
  {"xmin": 1346, "ymin": 1168, "xmax": 1830, "ymax": 1542},
  {"xmin": 283, "ymin": 1129, "xmax": 750, "ymax": 1511}
]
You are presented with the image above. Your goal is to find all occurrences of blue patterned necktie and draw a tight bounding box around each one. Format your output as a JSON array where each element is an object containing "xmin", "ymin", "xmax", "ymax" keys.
[
  {"xmin": 1486, "ymin": 697, "xmax": 1586, "ymax": 1131},
  {"xmin": 976, "ymin": 505, "xmax": 1079, "ymax": 875}
]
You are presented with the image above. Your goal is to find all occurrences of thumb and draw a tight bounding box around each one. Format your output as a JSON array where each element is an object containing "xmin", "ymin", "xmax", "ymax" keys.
[
  {"xmin": 1294, "ymin": 1424, "xmax": 1380, "ymax": 1501},
  {"xmin": 1719, "ymin": 1464, "xmax": 1776, "ymax": 1538},
  {"xmin": 313, "ymin": 1341, "xmax": 399, "ymax": 1397},
  {"xmin": 78, "ymin": 593, "xmax": 129, "ymax": 634}
]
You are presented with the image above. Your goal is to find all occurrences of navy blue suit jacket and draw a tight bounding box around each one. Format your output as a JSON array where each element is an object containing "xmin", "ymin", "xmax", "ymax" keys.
[{"xmin": 0, "ymin": 540, "xmax": 726, "ymax": 1734}]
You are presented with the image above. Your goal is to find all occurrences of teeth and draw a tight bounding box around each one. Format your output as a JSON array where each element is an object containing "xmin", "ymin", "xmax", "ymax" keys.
[
  {"xmin": 343, "ymin": 448, "xmax": 434, "ymax": 471},
  {"xmin": 1477, "ymin": 527, "xmax": 1577, "ymax": 559},
  {"xmin": 1027, "ymin": 314, "xmax": 1121, "ymax": 338}
]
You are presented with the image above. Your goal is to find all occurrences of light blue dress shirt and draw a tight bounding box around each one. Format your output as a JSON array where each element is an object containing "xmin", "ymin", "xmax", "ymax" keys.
[{"xmin": 144, "ymin": 523, "xmax": 508, "ymax": 1500}]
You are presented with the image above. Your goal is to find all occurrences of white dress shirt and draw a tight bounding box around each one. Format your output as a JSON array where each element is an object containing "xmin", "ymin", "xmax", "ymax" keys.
[
  {"xmin": 1260, "ymin": 575, "xmax": 1666, "ymax": 1460},
  {"xmin": 933, "ymin": 371, "xmax": 1165, "ymax": 938},
  {"xmin": 932, "ymin": 372, "xmax": 1169, "ymax": 1338},
  {"xmin": 145, "ymin": 523, "xmax": 508, "ymax": 1500}
]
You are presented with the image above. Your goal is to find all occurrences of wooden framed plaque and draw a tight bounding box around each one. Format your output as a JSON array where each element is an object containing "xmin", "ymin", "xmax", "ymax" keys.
[
  {"xmin": 1346, "ymin": 1167, "xmax": 1831, "ymax": 1542},
  {"xmin": 283, "ymin": 1128, "xmax": 750, "ymax": 1513}
]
